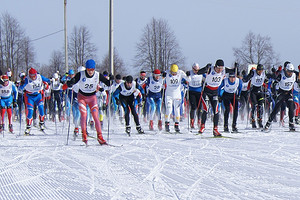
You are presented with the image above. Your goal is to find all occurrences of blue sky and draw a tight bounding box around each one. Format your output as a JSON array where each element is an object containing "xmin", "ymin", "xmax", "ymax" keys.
[{"xmin": 2, "ymin": 0, "xmax": 300, "ymax": 70}]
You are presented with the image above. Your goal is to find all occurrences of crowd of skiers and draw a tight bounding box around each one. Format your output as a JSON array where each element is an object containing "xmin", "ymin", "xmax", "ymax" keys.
[{"xmin": 0, "ymin": 58, "xmax": 299, "ymax": 145}]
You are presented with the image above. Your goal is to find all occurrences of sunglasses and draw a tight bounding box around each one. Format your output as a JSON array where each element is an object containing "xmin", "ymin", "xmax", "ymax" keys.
[{"xmin": 86, "ymin": 68, "xmax": 95, "ymax": 72}]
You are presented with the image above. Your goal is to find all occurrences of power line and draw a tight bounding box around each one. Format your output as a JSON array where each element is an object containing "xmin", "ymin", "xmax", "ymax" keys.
[{"xmin": 30, "ymin": 29, "xmax": 64, "ymax": 42}]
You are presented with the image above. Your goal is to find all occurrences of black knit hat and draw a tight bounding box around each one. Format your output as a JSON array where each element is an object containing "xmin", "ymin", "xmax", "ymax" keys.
[
  {"xmin": 215, "ymin": 59, "xmax": 224, "ymax": 67},
  {"xmin": 126, "ymin": 75, "xmax": 133, "ymax": 83}
]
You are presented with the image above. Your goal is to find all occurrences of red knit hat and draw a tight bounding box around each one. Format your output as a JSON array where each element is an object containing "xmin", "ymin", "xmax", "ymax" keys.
[
  {"xmin": 153, "ymin": 69, "xmax": 161, "ymax": 75},
  {"xmin": 29, "ymin": 68, "xmax": 37, "ymax": 75}
]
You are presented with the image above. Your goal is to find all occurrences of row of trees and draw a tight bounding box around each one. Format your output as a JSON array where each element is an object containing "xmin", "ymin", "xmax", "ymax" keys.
[{"xmin": 0, "ymin": 12, "xmax": 280, "ymax": 81}]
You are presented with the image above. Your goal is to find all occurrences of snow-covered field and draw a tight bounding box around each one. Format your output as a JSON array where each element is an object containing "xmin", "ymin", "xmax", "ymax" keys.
[{"xmin": 0, "ymin": 116, "xmax": 300, "ymax": 200}]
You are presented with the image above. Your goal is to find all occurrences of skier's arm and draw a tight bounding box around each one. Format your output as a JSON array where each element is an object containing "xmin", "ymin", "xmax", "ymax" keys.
[
  {"xmin": 99, "ymin": 73, "xmax": 111, "ymax": 87},
  {"xmin": 218, "ymin": 80, "xmax": 225, "ymax": 97},
  {"xmin": 112, "ymin": 86, "xmax": 121, "ymax": 99},
  {"xmin": 12, "ymin": 83, "xmax": 18, "ymax": 101},
  {"xmin": 242, "ymin": 70, "xmax": 254, "ymax": 82},
  {"xmin": 67, "ymin": 72, "xmax": 81, "ymax": 87},
  {"xmin": 237, "ymin": 78, "xmax": 243, "ymax": 96},
  {"xmin": 136, "ymin": 83, "xmax": 145, "ymax": 95},
  {"xmin": 197, "ymin": 63, "xmax": 211, "ymax": 75},
  {"xmin": 41, "ymin": 75, "xmax": 50, "ymax": 84}
]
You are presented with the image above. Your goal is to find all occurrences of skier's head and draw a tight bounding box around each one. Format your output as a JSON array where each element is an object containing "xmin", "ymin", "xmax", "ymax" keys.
[
  {"xmin": 2, "ymin": 75, "xmax": 9, "ymax": 86},
  {"xmin": 228, "ymin": 71, "xmax": 236, "ymax": 82},
  {"xmin": 125, "ymin": 75, "xmax": 133, "ymax": 88},
  {"xmin": 192, "ymin": 63, "xmax": 200, "ymax": 72},
  {"xmin": 53, "ymin": 73, "xmax": 59, "ymax": 80},
  {"xmin": 140, "ymin": 71, "xmax": 146, "ymax": 80},
  {"xmin": 285, "ymin": 63, "xmax": 294, "ymax": 77},
  {"xmin": 256, "ymin": 64, "xmax": 264, "ymax": 75},
  {"xmin": 115, "ymin": 74, "xmax": 122, "ymax": 83},
  {"xmin": 28, "ymin": 68, "xmax": 37, "ymax": 80},
  {"xmin": 103, "ymin": 71, "xmax": 109, "ymax": 79},
  {"xmin": 170, "ymin": 64, "xmax": 178, "ymax": 76},
  {"xmin": 214, "ymin": 59, "xmax": 224, "ymax": 73},
  {"xmin": 85, "ymin": 59, "xmax": 96, "ymax": 76},
  {"xmin": 68, "ymin": 69, "xmax": 75, "ymax": 78},
  {"xmin": 153, "ymin": 69, "xmax": 161, "ymax": 80}
]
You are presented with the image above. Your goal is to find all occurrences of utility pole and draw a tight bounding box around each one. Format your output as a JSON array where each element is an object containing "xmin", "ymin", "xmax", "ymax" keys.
[
  {"xmin": 64, "ymin": 0, "xmax": 68, "ymax": 72},
  {"xmin": 109, "ymin": 0, "xmax": 114, "ymax": 75}
]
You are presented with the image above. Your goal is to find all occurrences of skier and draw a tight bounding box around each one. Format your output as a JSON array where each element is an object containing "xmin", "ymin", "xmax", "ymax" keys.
[
  {"xmin": 186, "ymin": 63, "xmax": 204, "ymax": 129},
  {"xmin": 242, "ymin": 64, "xmax": 267, "ymax": 128},
  {"xmin": 163, "ymin": 64, "xmax": 188, "ymax": 132},
  {"xmin": 135, "ymin": 71, "xmax": 148, "ymax": 122},
  {"xmin": 111, "ymin": 74, "xmax": 125, "ymax": 123},
  {"xmin": 198, "ymin": 59, "xmax": 226, "ymax": 136},
  {"xmin": 239, "ymin": 70, "xmax": 250, "ymax": 121},
  {"xmin": 145, "ymin": 69, "xmax": 164, "ymax": 131},
  {"xmin": 0, "ymin": 75, "xmax": 18, "ymax": 133},
  {"xmin": 264, "ymin": 63, "xmax": 298, "ymax": 131},
  {"xmin": 218, "ymin": 71, "xmax": 242, "ymax": 132},
  {"xmin": 50, "ymin": 73, "xmax": 63, "ymax": 121},
  {"xmin": 65, "ymin": 59, "xmax": 111, "ymax": 145},
  {"xmin": 113, "ymin": 75, "xmax": 144, "ymax": 135},
  {"xmin": 20, "ymin": 68, "xmax": 50, "ymax": 135}
]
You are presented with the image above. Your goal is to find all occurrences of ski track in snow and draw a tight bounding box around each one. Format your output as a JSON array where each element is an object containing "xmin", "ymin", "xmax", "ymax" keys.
[{"xmin": 0, "ymin": 118, "xmax": 300, "ymax": 199}]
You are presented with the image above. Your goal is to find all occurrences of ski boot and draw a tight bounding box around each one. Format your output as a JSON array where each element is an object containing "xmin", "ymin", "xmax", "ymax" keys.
[
  {"xmin": 213, "ymin": 126, "xmax": 222, "ymax": 137},
  {"xmin": 165, "ymin": 121, "xmax": 170, "ymax": 132},
  {"xmin": 126, "ymin": 126, "xmax": 131, "ymax": 136},
  {"xmin": 137, "ymin": 125, "xmax": 144, "ymax": 134},
  {"xmin": 258, "ymin": 119, "xmax": 263, "ymax": 129},
  {"xmin": 289, "ymin": 122, "xmax": 296, "ymax": 132},
  {"xmin": 158, "ymin": 120, "xmax": 162, "ymax": 131},
  {"xmin": 198, "ymin": 123, "xmax": 205, "ymax": 134},
  {"xmin": 251, "ymin": 119, "xmax": 257, "ymax": 128},
  {"xmin": 0, "ymin": 124, "xmax": 3, "ymax": 133},
  {"xmin": 224, "ymin": 125, "xmax": 229, "ymax": 133},
  {"xmin": 264, "ymin": 121, "xmax": 271, "ymax": 131},
  {"xmin": 9, "ymin": 124, "xmax": 13, "ymax": 133},
  {"xmin": 97, "ymin": 133, "xmax": 107, "ymax": 145},
  {"xmin": 90, "ymin": 121, "xmax": 94, "ymax": 130},
  {"xmin": 174, "ymin": 122, "xmax": 180, "ymax": 133},
  {"xmin": 39, "ymin": 121, "xmax": 45, "ymax": 131},
  {"xmin": 190, "ymin": 119, "xmax": 195, "ymax": 129},
  {"xmin": 149, "ymin": 120, "xmax": 154, "ymax": 131},
  {"xmin": 295, "ymin": 116, "xmax": 300, "ymax": 125},
  {"xmin": 232, "ymin": 125, "xmax": 238, "ymax": 133},
  {"xmin": 73, "ymin": 127, "xmax": 79, "ymax": 139},
  {"xmin": 24, "ymin": 125, "xmax": 32, "ymax": 135},
  {"xmin": 82, "ymin": 130, "xmax": 88, "ymax": 145}
]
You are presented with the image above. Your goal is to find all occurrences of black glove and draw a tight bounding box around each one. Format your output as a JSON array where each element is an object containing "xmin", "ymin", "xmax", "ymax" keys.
[
  {"xmin": 102, "ymin": 104, "xmax": 107, "ymax": 111},
  {"xmin": 109, "ymin": 74, "xmax": 114, "ymax": 81},
  {"xmin": 236, "ymin": 95, "xmax": 240, "ymax": 101},
  {"xmin": 206, "ymin": 63, "xmax": 212, "ymax": 68},
  {"xmin": 186, "ymin": 71, "xmax": 190, "ymax": 76},
  {"xmin": 162, "ymin": 71, "xmax": 167, "ymax": 77},
  {"xmin": 271, "ymin": 67, "xmax": 276, "ymax": 73},
  {"xmin": 13, "ymin": 100, "xmax": 17, "ymax": 108},
  {"xmin": 99, "ymin": 88, "xmax": 104, "ymax": 92}
]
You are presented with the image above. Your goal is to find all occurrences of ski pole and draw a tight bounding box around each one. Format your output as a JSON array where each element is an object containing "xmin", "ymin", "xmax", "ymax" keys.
[
  {"xmin": 107, "ymin": 86, "xmax": 111, "ymax": 142},
  {"xmin": 66, "ymin": 89, "xmax": 73, "ymax": 145}
]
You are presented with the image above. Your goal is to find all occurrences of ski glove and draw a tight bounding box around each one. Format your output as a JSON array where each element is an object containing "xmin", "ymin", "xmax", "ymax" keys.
[
  {"xmin": 186, "ymin": 71, "xmax": 190, "ymax": 76},
  {"xmin": 13, "ymin": 100, "xmax": 17, "ymax": 108}
]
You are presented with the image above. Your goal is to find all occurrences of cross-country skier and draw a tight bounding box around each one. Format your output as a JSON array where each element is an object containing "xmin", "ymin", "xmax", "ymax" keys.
[
  {"xmin": 218, "ymin": 71, "xmax": 242, "ymax": 132},
  {"xmin": 111, "ymin": 74, "xmax": 125, "ymax": 123},
  {"xmin": 50, "ymin": 73, "xmax": 63, "ymax": 121},
  {"xmin": 0, "ymin": 75, "xmax": 18, "ymax": 133},
  {"xmin": 186, "ymin": 63, "xmax": 204, "ymax": 129},
  {"xmin": 113, "ymin": 75, "xmax": 144, "ymax": 135},
  {"xmin": 65, "ymin": 59, "xmax": 111, "ymax": 145},
  {"xmin": 242, "ymin": 64, "xmax": 267, "ymax": 128},
  {"xmin": 264, "ymin": 63, "xmax": 299, "ymax": 131},
  {"xmin": 239, "ymin": 70, "xmax": 250, "ymax": 121},
  {"xmin": 198, "ymin": 59, "xmax": 226, "ymax": 136},
  {"xmin": 135, "ymin": 71, "xmax": 148, "ymax": 122},
  {"xmin": 163, "ymin": 64, "xmax": 188, "ymax": 132},
  {"xmin": 145, "ymin": 69, "xmax": 164, "ymax": 131},
  {"xmin": 20, "ymin": 68, "xmax": 50, "ymax": 135}
]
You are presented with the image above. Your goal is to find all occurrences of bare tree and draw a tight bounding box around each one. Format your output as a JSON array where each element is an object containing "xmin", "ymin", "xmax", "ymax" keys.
[
  {"xmin": 100, "ymin": 47, "xmax": 126, "ymax": 76},
  {"xmin": 0, "ymin": 13, "xmax": 35, "ymax": 80},
  {"xmin": 48, "ymin": 50, "xmax": 65, "ymax": 76},
  {"xmin": 135, "ymin": 17, "xmax": 185, "ymax": 73},
  {"xmin": 68, "ymin": 25, "xmax": 97, "ymax": 67},
  {"xmin": 233, "ymin": 31, "xmax": 280, "ymax": 70}
]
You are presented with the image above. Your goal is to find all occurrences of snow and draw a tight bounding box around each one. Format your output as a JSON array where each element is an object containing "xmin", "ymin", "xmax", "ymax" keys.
[{"xmin": 1, "ymin": 118, "xmax": 300, "ymax": 200}]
